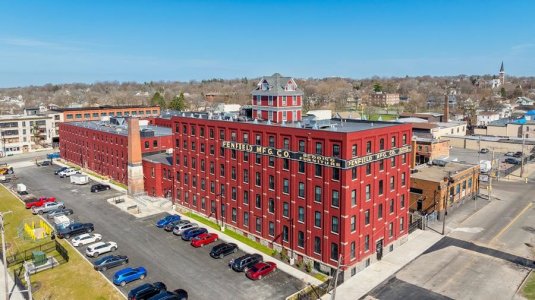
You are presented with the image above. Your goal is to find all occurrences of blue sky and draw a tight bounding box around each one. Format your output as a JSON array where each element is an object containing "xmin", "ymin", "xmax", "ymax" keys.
[{"xmin": 0, "ymin": 0, "xmax": 534, "ymax": 87}]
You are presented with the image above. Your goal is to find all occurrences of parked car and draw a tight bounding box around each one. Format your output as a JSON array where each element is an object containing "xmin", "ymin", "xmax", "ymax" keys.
[
  {"xmin": 505, "ymin": 152, "xmax": 514, "ymax": 157},
  {"xmin": 172, "ymin": 223, "xmax": 198, "ymax": 236},
  {"xmin": 128, "ymin": 282, "xmax": 167, "ymax": 300},
  {"xmin": 86, "ymin": 241, "xmax": 118, "ymax": 257},
  {"xmin": 72, "ymin": 233, "xmax": 102, "ymax": 247},
  {"xmin": 93, "ymin": 255, "xmax": 129, "ymax": 271},
  {"xmin": 230, "ymin": 253, "xmax": 263, "ymax": 272},
  {"xmin": 164, "ymin": 219, "xmax": 190, "ymax": 232},
  {"xmin": 113, "ymin": 267, "xmax": 147, "ymax": 286},
  {"xmin": 479, "ymin": 148, "xmax": 489, "ymax": 154},
  {"xmin": 55, "ymin": 167, "xmax": 68, "ymax": 175},
  {"xmin": 210, "ymin": 242, "xmax": 238, "ymax": 259},
  {"xmin": 246, "ymin": 262, "xmax": 277, "ymax": 280},
  {"xmin": 17, "ymin": 190, "xmax": 29, "ymax": 196},
  {"xmin": 181, "ymin": 227, "xmax": 208, "ymax": 241},
  {"xmin": 156, "ymin": 215, "xmax": 181, "ymax": 228},
  {"xmin": 56, "ymin": 222, "xmax": 94, "ymax": 239},
  {"xmin": 32, "ymin": 201, "xmax": 65, "ymax": 215},
  {"xmin": 505, "ymin": 158, "xmax": 521, "ymax": 165},
  {"xmin": 513, "ymin": 151, "xmax": 523, "ymax": 158},
  {"xmin": 191, "ymin": 233, "xmax": 218, "ymax": 248},
  {"xmin": 91, "ymin": 183, "xmax": 111, "ymax": 193},
  {"xmin": 59, "ymin": 168, "xmax": 79, "ymax": 178},
  {"xmin": 148, "ymin": 289, "xmax": 188, "ymax": 300},
  {"xmin": 25, "ymin": 197, "xmax": 56, "ymax": 209},
  {"xmin": 37, "ymin": 160, "xmax": 52, "ymax": 166},
  {"xmin": 46, "ymin": 208, "xmax": 74, "ymax": 219}
]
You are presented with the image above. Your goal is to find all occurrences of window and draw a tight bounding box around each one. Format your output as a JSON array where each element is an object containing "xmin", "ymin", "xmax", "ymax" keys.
[
  {"xmin": 209, "ymin": 128, "xmax": 214, "ymax": 138},
  {"xmin": 351, "ymin": 190, "xmax": 357, "ymax": 206},
  {"xmin": 351, "ymin": 215, "xmax": 356, "ymax": 232},
  {"xmin": 400, "ymin": 217, "xmax": 405, "ymax": 232},
  {"xmin": 315, "ymin": 165, "xmax": 322, "ymax": 177},
  {"xmin": 400, "ymin": 194, "xmax": 405, "ymax": 208},
  {"xmin": 243, "ymin": 169, "xmax": 249, "ymax": 183},
  {"xmin": 365, "ymin": 209, "xmax": 370, "ymax": 225},
  {"xmin": 210, "ymin": 182, "xmax": 215, "ymax": 193},
  {"xmin": 332, "ymin": 144, "xmax": 340, "ymax": 157},
  {"xmin": 282, "ymin": 226, "xmax": 289, "ymax": 242},
  {"xmin": 332, "ymin": 168, "xmax": 340, "ymax": 180},
  {"xmin": 391, "ymin": 157, "xmax": 396, "ymax": 167},
  {"xmin": 219, "ymin": 129, "xmax": 225, "ymax": 140},
  {"xmin": 256, "ymin": 218, "xmax": 261, "ymax": 233},
  {"xmin": 378, "ymin": 180, "xmax": 384, "ymax": 195},
  {"xmin": 243, "ymin": 152, "xmax": 249, "ymax": 162},
  {"xmin": 243, "ymin": 133, "xmax": 249, "ymax": 143},
  {"xmin": 232, "ymin": 208, "xmax": 237, "ymax": 222},
  {"xmin": 366, "ymin": 141, "xmax": 372, "ymax": 153},
  {"xmin": 231, "ymin": 187, "xmax": 237, "ymax": 200},
  {"xmin": 255, "ymin": 154, "xmax": 261, "ymax": 164},
  {"xmin": 379, "ymin": 160, "xmax": 384, "ymax": 171},
  {"xmin": 269, "ymin": 222, "xmax": 274, "ymax": 236},
  {"xmin": 255, "ymin": 172, "xmax": 261, "ymax": 186},
  {"xmin": 283, "ymin": 138, "xmax": 290, "ymax": 149},
  {"xmin": 391, "ymin": 136, "xmax": 396, "ymax": 147},
  {"xmin": 144, "ymin": 141, "xmax": 150, "ymax": 149},
  {"xmin": 389, "ymin": 222, "xmax": 394, "ymax": 237},
  {"xmin": 315, "ymin": 186, "xmax": 322, "ymax": 203},
  {"xmin": 283, "ymin": 159, "xmax": 289, "ymax": 170},
  {"xmin": 331, "ymin": 243, "xmax": 339, "ymax": 261},
  {"xmin": 268, "ymin": 156, "xmax": 275, "ymax": 167},
  {"xmin": 243, "ymin": 212, "xmax": 249, "ymax": 227},
  {"xmin": 298, "ymin": 231, "xmax": 305, "ymax": 248},
  {"xmin": 243, "ymin": 191, "xmax": 249, "ymax": 205},
  {"xmin": 364, "ymin": 235, "xmax": 370, "ymax": 251},
  {"xmin": 390, "ymin": 176, "xmax": 395, "ymax": 190},
  {"xmin": 401, "ymin": 173, "xmax": 406, "ymax": 186},
  {"xmin": 220, "ymin": 164, "xmax": 225, "ymax": 177},
  {"xmin": 379, "ymin": 138, "xmax": 385, "ymax": 150},
  {"xmin": 402, "ymin": 154, "xmax": 407, "ymax": 164},
  {"xmin": 314, "ymin": 211, "xmax": 321, "ymax": 227},
  {"xmin": 350, "ymin": 242, "xmax": 356, "ymax": 259},
  {"xmin": 366, "ymin": 185, "xmax": 371, "ymax": 201},
  {"xmin": 315, "ymin": 142, "xmax": 322, "ymax": 155},
  {"xmin": 378, "ymin": 203, "xmax": 383, "ymax": 219},
  {"xmin": 269, "ymin": 136, "xmax": 275, "ymax": 147},
  {"xmin": 283, "ymin": 179, "xmax": 289, "ymax": 194},
  {"xmin": 255, "ymin": 134, "xmax": 261, "ymax": 145},
  {"xmin": 298, "ymin": 161, "xmax": 305, "ymax": 173},
  {"xmin": 352, "ymin": 167, "xmax": 357, "ymax": 179},
  {"xmin": 269, "ymin": 175, "xmax": 275, "ymax": 190},
  {"xmin": 352, "ymin": 144, "xmax": 357, "ymax": 156},
  {"xmin": 201, "ymin": 197, "xmax": 206, "ymax": 210},
  {"xmin": 200, "ymin": 127, "xmax": 205, "ymax": 137},
  {"xmin": 332, "ymin": 190, "xmax": 339, "ymax": 208},
  {"xmin": 332, "ymin": 216, "xmax": 339, "ymax": 233},
  {"xmin": 298, "ymin": 182, "xmax": 305, "ymax": 198},
  {"xmin": 366, "ymin": 164, "xmax": 371, "ymax": 175},
  {"xmin": 314, "ymin": 236, "xmax": 321, "ymax": 254},
  {"xmin": 210, "ymin": 162, "xmax": 215, "ymax": 174},
  {"xmin": 390, "ymin": 198, "xmax": 395, "ymax": 214},
  {"xmin": 283, "ymin": 202, "xmax": 289, "ymax": 217},
  {"xmin": 298, "ymin": 206, "xmax": 305, "ymax": 222},
  {"xmin": 402, "ymin": 134, "xmax": 407, "ymax": 145},
  {"xmin": 268, "ymin": 198, "xmax": 274, "ymax": 213},
  {"xmin": 299, "ymin": 140, "xmax": 305, "ymax": 152},
  {"xmin": 255, "ymin": 194, "xmax": 261, "ymax": 208},
  {"xmin": 210, "ymin": 145, "xmax": 215, "ymax": 155}
]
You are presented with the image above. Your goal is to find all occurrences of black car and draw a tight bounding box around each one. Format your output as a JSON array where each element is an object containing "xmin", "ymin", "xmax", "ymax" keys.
[
  {"xmin": 94, "ymin": 255, "xmax": 129, "ymax": 271},
  {"xmin": 91, "ymin": 184, "xmax": 111, "ymax": 193},
  {"xmin": 37, "ymin": 160, "xmax": 52, "ymax": 167},
  {"xmin": 56, "ymin": 222, "xmax": 94, "ymax": 239},
  {"xmin": 505, "ymin": 157, "xmax": 520, "ymax": 165},
  {"xmin": 513, "ymin": 151, "xmax": 523, "ymax": 158},
  {"xmin": 54, "ymin": 167, "xmax": 68, "ymax": 175},
  {"xmin": 229, "ymin": 253, "xmax": 263, "ymax": 272},
  {"xmin": 210, "ymin": 242, "xmax": 238, "ymax": 259},
  {"xmin": 128, "ymin": 282, "xmax": 166, "ymax": 300},
  {"xmin": 148, "ymin": 289, "xmax": 188, "ymax": 300}
]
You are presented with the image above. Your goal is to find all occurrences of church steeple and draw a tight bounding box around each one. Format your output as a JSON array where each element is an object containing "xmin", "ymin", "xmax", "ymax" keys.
[
  {"xmin": 499, "ymin": 61, "xmax": 505, "ymax": 85},
  {"xmin": 500, "ymin": 61, "xmax": 504, "ymax": 73}
]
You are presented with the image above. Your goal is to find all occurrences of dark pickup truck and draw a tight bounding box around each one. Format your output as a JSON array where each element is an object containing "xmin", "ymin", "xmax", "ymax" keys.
[{"xmin": 56, "ymin": 223, "xmax": 94, "ymax": 239}]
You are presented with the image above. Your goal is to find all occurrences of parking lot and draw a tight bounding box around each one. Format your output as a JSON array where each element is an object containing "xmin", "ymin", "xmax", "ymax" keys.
[{"xmin": 15, "ymin": 164, "xmax": 305, "ymax": 299}]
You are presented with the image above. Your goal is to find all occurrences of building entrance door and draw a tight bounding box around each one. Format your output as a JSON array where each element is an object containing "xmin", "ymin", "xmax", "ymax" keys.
[{"xmin": 376, "ymin": 239, "xmax": 383, "ymax": 261}]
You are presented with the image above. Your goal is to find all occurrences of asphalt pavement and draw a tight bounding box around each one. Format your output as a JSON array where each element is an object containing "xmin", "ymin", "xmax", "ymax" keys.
[{"xmin": 14, "ymin": 164, "xmax": 305, "ymax": 300}]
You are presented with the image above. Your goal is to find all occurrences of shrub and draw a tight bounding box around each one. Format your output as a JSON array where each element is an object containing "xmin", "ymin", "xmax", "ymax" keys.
[
  {"xmin": 272, "ymin": 250, "xmax": 279, "ymax": 257},
  {"xmin": 280, "ymin": 248, "xmax": 289, "ymax": 262},
  {"xmin": 305, "ymin": 261, "xmax": 312, "ymax": 273}
]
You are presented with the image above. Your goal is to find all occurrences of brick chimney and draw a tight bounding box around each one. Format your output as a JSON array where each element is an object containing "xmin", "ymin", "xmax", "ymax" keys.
[
  {"xmin": 443, "ymin": 94, "xmax": 449, "ymax": 122},
  {"xmin": 127, "ymin": 118, "xmax": 144, "ymax": 195}
]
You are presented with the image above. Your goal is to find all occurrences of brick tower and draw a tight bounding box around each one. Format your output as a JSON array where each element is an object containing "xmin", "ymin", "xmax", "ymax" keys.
[{"xmin": 127, "ymin": 118, "xmax": 144, "ymax": 195}]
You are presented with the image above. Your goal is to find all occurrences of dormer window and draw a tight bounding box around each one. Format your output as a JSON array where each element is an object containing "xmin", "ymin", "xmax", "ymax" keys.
[{"xmin": 261, "ymin": 80, "xmax": 269, "ymax": 91}]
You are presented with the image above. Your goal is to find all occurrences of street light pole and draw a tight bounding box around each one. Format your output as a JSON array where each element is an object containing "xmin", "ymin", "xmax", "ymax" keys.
[
  {"xmin": 1, "ymin": 210, "xmax": 13, "ymax": 300},
  {"xmin": 521, "ymin": 136, "xmax": 526, "ymax": 178}
]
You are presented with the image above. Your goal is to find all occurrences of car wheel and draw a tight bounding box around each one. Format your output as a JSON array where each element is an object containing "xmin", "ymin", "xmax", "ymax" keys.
[
  {"xmin": 87, "ymin": 228, "xmax": 93, "ymax": 233},
  {"xmin": 122, "ymin": 260, "xmax": 127, "ymax": 265},
  {"xmin": 94, "ymin": 253, "xmax": 99, "ymax": 258},
  {"xmin": 65, "ymin": 234, "xmax": 70, "ymax": 239},
  {"xmin": 101, "ymin": 266, "xmax": 107, "ymax": 271},
  {"xmin": 140, "ymin": 274, "xmax": 145, "ymax": 279},
  {"xmin": 233, "ymin": 248, "xmax": 238, "ymax": 253},
  {"xmin": 200, "ymin": 244, "xmax": 204, "ymax": 248},
  {"xmin": 38, "ymin": 211, "xmax": 43, "ymax": 215},
  {"xmin": 215, "ymin": 238, "xmax": 218, "ymax": 242},
  {"xmin": 107, "ymin": 187, "xmax": 111, "ymax": 190},
  {"xmin": 258, "ymin": 275, "xmax": 262, "ymax": 280},
  {"xmin": 219, "ymin": 254, "xmax": 224, "ymax": 259},
  {"xmin": 111, "ymin": 247, "xmax": 117, "ymax": 252},
  {"xmin": 120, "ymin": 281, "xmax": 126, "ymax": 287}
]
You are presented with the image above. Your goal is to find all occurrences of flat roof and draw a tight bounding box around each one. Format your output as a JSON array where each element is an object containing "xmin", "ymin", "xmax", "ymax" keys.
[
  {"xmin": 0, "ymin": 114, "xmax": 52, "ymax": 121},
  {"xmin": 171, "ymin": 112, "xmax": 404, "ymax": 133},
  {"xmin": 51, "ymin": 105, "xmax": 159, "ymax": 112},
  {"xmin": 143, "ymin": 152, "xmax": 172, "ymax": 165},
  {"xmin": 411, "ymin": 162, "xmax": 477, "ymax": 182},
  {"xmin": 68, "ymin": 121, "xmax": 172, "ymax": 137}
]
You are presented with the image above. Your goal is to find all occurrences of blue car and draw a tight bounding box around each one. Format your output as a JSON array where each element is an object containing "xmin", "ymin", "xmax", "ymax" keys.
[
  {"xmin": 113, "ymin": 267, "xmax": 147, "ymax": 286},
  {"xmin": 156, "ymin": 215, "xmax": 181, "ymax": 228},
  {"xmin": 181, "ymin": 227, "xmax": 208, "ymax": 241}
]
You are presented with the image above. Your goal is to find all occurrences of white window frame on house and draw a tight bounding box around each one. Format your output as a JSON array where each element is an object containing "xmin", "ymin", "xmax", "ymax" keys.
[
  {"xmin": 293, "ymin": 110, "xmax": 297, "ymax": 120},
  {"xmin": 282, "ymin": 96, "xmax": 287, "ymax": 106},
  {"xmin": 268, "ymin": 96, "xmax": 273, "ymax": 106},
  {"xmin": 292, "ymin": 96, "xmax": 297, "ymax": 106},
  {"xmin": 282, "ymin": 111, "xmax": 287, "ymax": 121},
  {"xmin": 268, "ymin": 110, "xmax": 273, "ymax": 121}
]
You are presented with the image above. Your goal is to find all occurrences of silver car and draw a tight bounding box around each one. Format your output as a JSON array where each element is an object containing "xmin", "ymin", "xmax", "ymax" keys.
[
  {"xmin": 47, "ymin": 208, "xmax": 74, "ymax": 219},
  {"xmin": 172, "ymin": 223, "xmax": 199, "ymax": 236}
]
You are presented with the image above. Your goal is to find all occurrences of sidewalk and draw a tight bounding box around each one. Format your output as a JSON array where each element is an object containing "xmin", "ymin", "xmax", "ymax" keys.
[
  {"xmin": 168, "ymin": 208, "xmax": 323, "ymax": 286},
  {"xmin": 0, "ymin": 260, "xmax": 27, "ymax": 300},
  {"xmin": 321, "ymin": 230, "xmax": 443, "ymax": 300}
]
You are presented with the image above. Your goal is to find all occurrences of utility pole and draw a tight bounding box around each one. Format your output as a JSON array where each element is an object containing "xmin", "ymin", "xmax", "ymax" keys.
[
  {"xmin": 521, "ymin": 137, "xmax": 526, "ymax": 178},
  {"xmin": 331, "ymin": 254, "xmax": 343, "ymax": 300},
  {"xmin": 488, "ymin": 150, "xmax": 494, "ymax": 202},
  {"xmin": 442, "ymin": 172, "xmax": 451, "ymax": 235},
  {"xmin": 1, "ymin": 210, "xmax": 13, "ymax": 300}
]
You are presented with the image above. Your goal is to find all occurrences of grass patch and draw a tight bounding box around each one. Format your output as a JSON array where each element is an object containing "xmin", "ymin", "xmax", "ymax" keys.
[
  {"xmin": 0, "ymin": 185, "xmax": 123, "ymax": 300},
  {"xmin": 366, "ymin": 114, "xmax": 398, "ymax": 121},
  {"xmin": 312, "ymin": 272, "xmax": 329, "ymax": 282},
  {"xmin": 523, "ymin": 271, "xmax": 535, "ymax": 299},
  {"xmin": 110, "ymin": 180, "xmax": 127, "ymax": 190},
  {"xmin": 84, "ymin": 169, "xmax": 109, "ymax": 181},
  {"xmin": 185, "ymin": 211, "xmax": 273, "ymax": 256}
]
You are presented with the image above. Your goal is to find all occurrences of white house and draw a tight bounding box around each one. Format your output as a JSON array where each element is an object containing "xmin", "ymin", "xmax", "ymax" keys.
[{"xmin": 477, "ymin": 111, "xmax": 501, "ymax": 126}]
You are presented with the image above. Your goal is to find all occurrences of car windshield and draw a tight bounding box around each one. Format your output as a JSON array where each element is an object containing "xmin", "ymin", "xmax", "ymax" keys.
[{"xmin": 249, "ymin": 265, "xmax": 259, "ymax": 272}]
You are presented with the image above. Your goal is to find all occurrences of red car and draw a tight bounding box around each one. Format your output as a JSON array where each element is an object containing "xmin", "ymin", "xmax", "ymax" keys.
[
  {"xmin": 246, "ymin": 262, "xmax": 277, "ymax": 280},
  {"xmin": 190, "ymin": 233, "xmax": 218, "ymax": 248},
  {"xmin": 25, "ymin": 197, "xmax": 56, "ymax": 209}
]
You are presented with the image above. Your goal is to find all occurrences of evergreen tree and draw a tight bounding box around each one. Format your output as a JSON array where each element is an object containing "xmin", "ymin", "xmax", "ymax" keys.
[
  {"xmin": 150, "ymin": 92, "xmax": 166, "ymax": 108},
  {"xmin": 500, "ymin": 87, "xmax": 506, "ymax": 98},
  {"xmin": 169, "ymin": 92, "xmax": 187, "ymax": 111},
  {"xmin": 373, "ymin": 83, "xmax": 383, "ymax": 92}
]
